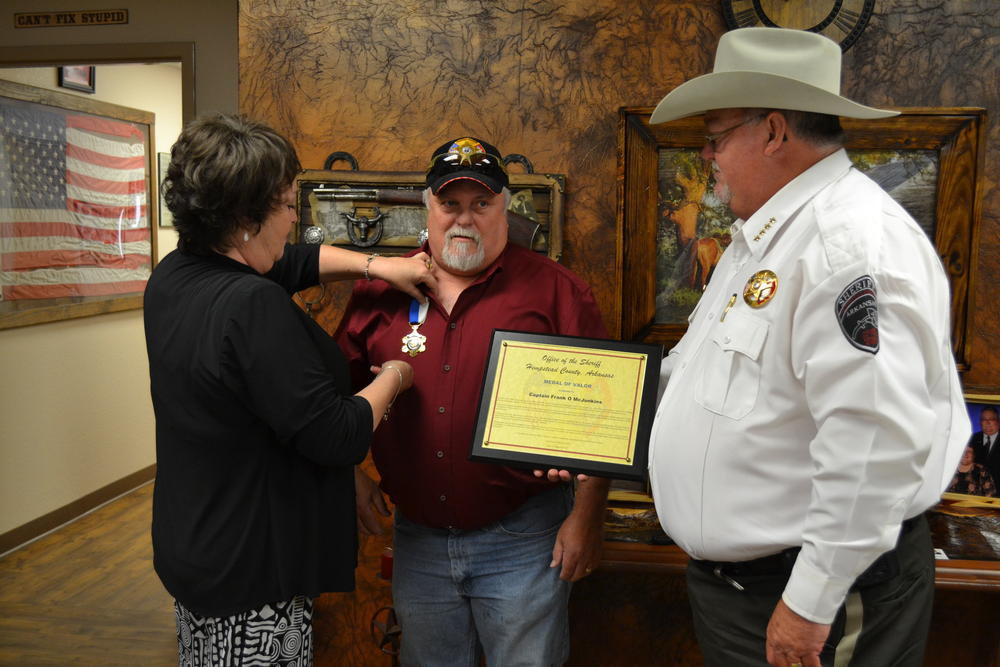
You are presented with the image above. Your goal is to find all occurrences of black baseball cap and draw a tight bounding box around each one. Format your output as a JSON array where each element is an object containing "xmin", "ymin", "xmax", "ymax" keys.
[{"xmin": 425, "ymin": 137, "xmax": 509, "ymax": 195}]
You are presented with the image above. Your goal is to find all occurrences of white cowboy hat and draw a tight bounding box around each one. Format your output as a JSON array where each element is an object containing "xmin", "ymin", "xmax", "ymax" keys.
[{"xmin": 650, "ymin": 27, "xmax": 898, "ymax": 123}]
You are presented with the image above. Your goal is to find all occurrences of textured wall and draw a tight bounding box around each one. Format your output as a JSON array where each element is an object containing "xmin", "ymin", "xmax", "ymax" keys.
[
  {"xmin": 240, "ymin": 0, "xmax": 723, "ymax": 335},
  {"xmin": 239, "ymin": 0, "xmax": 999, "ymax": 391}
]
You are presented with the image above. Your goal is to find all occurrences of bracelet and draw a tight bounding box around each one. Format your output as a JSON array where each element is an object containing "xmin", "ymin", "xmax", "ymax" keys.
[
  {"xmin": 380, "ymin": 364, "xmax": 403, "ymax": 421},
  {"xmin": 364, "ymin": 253, "xmax": 380, "ymax": 281}
]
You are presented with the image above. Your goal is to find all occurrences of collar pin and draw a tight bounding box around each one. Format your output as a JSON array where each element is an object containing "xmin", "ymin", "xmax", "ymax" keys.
[{"xmin": 753, "ymin": 217, "xmax": 777, "ymax": 242}]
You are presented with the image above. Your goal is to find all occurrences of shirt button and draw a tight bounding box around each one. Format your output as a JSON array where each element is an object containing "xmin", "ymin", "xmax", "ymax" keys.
[
  {"xmin": 438, "ymin": 406, "xmax": 446, "ymax": 413},
  {"xmin": 724, "ymin": 336, "xmax": 731, "ymax": 343},
  {"xmin": 436, "ymin": 450, "xmax": 444, "ymax": 458},
  {"xmin": 449, "ymin": 322, "xmax": 457, "ymax": 329},
  {"xmin": 443, "ymin": 364, "xmax": 451, "ymax": 372},
  {"xmin": 439, "ymin": 495, "xmax": 447, "ymax": 502}
]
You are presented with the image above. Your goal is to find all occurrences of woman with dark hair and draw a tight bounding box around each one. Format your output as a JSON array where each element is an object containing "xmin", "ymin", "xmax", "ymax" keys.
[
  {"xmin": 144, "ymin": 114, "xmax": 434, "ymax": 666},
  {"xmin": 946, "ymin": 445, "xmax": 997, "ymax": 497}
]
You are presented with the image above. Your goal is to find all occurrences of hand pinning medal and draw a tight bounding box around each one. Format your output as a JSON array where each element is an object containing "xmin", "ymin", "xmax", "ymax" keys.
[{"xmin": 402, "ymin": 298, "xmax": 429, "ymax": 357}]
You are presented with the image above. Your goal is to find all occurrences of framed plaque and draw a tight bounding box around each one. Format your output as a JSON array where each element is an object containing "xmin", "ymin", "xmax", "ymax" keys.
[{"xmin": 470, "ymin": 330, "xmax": 663, "ymax": 481}]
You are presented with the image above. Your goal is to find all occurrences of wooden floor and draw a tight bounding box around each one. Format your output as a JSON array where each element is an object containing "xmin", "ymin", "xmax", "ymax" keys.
[
  {"xmin": 0, "ymin": 482, "xmax": 396, "ymax": 667},
  {"xmin": 0, "ymin": 483, "xmax": 176, "ymax": 665}
]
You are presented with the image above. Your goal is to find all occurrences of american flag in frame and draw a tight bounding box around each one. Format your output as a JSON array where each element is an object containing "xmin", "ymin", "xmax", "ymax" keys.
[{"xmin": 0, "ymin": 79, "xmax": 155, "ymax": 329}]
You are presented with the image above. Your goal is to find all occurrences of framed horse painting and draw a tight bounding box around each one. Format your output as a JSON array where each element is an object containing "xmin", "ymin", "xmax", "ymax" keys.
[{"xmin": 616, "ymin": 106, "xmax": 985, "ymax": 372}]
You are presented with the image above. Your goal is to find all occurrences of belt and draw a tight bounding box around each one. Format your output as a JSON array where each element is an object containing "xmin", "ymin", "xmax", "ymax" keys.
[{"xmin": 692, "ymin": 515, "xmax": 920, "ymax": 591}]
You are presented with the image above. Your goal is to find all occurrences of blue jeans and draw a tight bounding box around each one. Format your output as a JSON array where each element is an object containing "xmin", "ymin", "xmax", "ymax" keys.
[{"xmin": 391, "ymin": 485, "xmax": 574, "ymax": 667}]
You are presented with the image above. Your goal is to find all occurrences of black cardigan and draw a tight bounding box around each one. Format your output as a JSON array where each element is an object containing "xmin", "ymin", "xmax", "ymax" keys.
[{"xmin": 143, "ymin": 244, "xmax": 372, "ymax": 617}]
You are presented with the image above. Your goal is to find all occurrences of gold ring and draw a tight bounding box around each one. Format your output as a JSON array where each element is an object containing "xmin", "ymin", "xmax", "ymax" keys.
[{"xmin": 585, "ymin": 567, "xmax": 592, "ymax": 573}]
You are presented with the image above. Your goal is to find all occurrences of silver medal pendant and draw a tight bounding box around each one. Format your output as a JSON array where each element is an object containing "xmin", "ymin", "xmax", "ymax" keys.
[{"xmin": 401, "ymin": 326, "xmax": 427, "ymax": 357}]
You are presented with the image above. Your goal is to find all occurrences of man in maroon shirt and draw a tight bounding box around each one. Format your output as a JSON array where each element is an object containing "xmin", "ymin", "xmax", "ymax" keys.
[{"xmin": 336, "ymin": 137, "xmax": 610, "ymax": 666}]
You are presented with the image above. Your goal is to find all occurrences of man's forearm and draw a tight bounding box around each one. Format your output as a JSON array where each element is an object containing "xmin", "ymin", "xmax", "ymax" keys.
[{"xmin": 571, "ymin": 476, "xmax": 610, "ymax": 520}]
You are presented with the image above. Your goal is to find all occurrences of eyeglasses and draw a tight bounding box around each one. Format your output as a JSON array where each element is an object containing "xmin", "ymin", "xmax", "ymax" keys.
[{"xmin": 704, "ymin": 114, "xmax": 766, "ymax": 152}]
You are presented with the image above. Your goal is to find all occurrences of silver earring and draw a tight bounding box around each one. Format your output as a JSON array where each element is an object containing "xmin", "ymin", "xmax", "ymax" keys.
[{"xmin": 243, "ymin": 231, "xmax": 250, "ymax": 242}]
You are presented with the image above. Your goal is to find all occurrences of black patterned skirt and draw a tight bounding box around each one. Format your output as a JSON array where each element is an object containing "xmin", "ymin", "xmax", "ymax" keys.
[{"xmin": 174, "ymin": 595, "xmax": 314, "ymax": 667}]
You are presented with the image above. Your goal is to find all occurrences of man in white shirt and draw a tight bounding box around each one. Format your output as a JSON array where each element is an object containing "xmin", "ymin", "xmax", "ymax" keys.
[{"xmin": 646, "ymin": 27, "xmax": 969, "ymax": 667}]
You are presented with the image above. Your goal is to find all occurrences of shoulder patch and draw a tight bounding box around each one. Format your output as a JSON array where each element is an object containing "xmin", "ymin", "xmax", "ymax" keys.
[{"xmin": 835, "ymin": 275, "xmax": 879, "ymax": 354}]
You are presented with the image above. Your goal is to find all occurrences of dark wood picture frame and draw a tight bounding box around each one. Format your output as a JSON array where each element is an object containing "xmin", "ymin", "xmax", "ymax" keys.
[
  {"xmin": 0, "ymin": 79, "xmax": 156, "ymax": 330},
  {"xmin": 57, "ymin": 65, "xmax": 96, "ymax": 94},
  {"xmin": 617, "ymin": 107, "xmax": 986, "ymax": 373}
]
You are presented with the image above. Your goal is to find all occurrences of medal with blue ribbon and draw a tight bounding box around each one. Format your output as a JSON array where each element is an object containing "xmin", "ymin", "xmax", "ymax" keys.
[{"xmin": 401, "ymin": 298, "xmax": 429, "ymax": 357}]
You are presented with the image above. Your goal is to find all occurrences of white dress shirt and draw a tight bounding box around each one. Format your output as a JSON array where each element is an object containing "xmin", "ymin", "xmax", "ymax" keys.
[{"xmin": 648, "ymin": 149, "xmax": 969, "ymax": 623}]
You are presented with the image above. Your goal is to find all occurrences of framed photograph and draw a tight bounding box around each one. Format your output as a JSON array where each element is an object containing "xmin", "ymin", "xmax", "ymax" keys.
[
  {"xmin": 617, "ymin": 107, "xmax": 986, "ymax": 373},
  {"xmin": 470, "ymin": 330, "xmax": 663, "ymax": 481},
  {"xmin": 0, "ymin": 79, "xmax": 155, "ymax": 329},
  {"xmin": 942, "ymin": 393, "xmax": 1000, "ymax": 500},
  {"xmin": 933, "ymin": 393, "xmax": 1000, "ymax": 562},
  {"xmin": 157, "ymin": 152, "xmax": 173, "ymax": 228},
  {"xmin": 58, "ymin": 65, "xmax": 96, "ymax": 94}
]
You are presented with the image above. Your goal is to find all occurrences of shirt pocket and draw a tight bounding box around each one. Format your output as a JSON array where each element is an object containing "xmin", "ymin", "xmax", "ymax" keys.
[{"xmin": 693, "ymin": 310, "xmax": 768, "ymax": 419}]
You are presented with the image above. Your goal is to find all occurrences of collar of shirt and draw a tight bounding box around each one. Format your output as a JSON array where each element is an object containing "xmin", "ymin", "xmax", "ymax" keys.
[
  {"xmin": 736, "ymin": 149, "xmax": 854, "ymax": 261},
  {"xmin": 420, "ymin": 241, "xmax": 506, "ymax": 312}
]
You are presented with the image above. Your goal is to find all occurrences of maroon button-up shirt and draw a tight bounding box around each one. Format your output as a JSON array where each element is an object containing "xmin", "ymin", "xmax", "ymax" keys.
[{"xmin": 336, "ymin": 243, "xmax": 607, "ymax": 529}]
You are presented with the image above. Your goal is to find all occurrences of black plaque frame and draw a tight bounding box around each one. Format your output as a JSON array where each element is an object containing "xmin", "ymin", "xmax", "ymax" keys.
[{"xmin": 470, "ymin": 330, "xmax": 662, "ymax": 481}]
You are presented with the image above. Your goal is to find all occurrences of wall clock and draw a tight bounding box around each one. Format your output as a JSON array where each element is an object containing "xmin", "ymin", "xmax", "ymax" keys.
[{"xmin": 721, "ymin": 1, "xmax": 876, "ymax": 52}]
